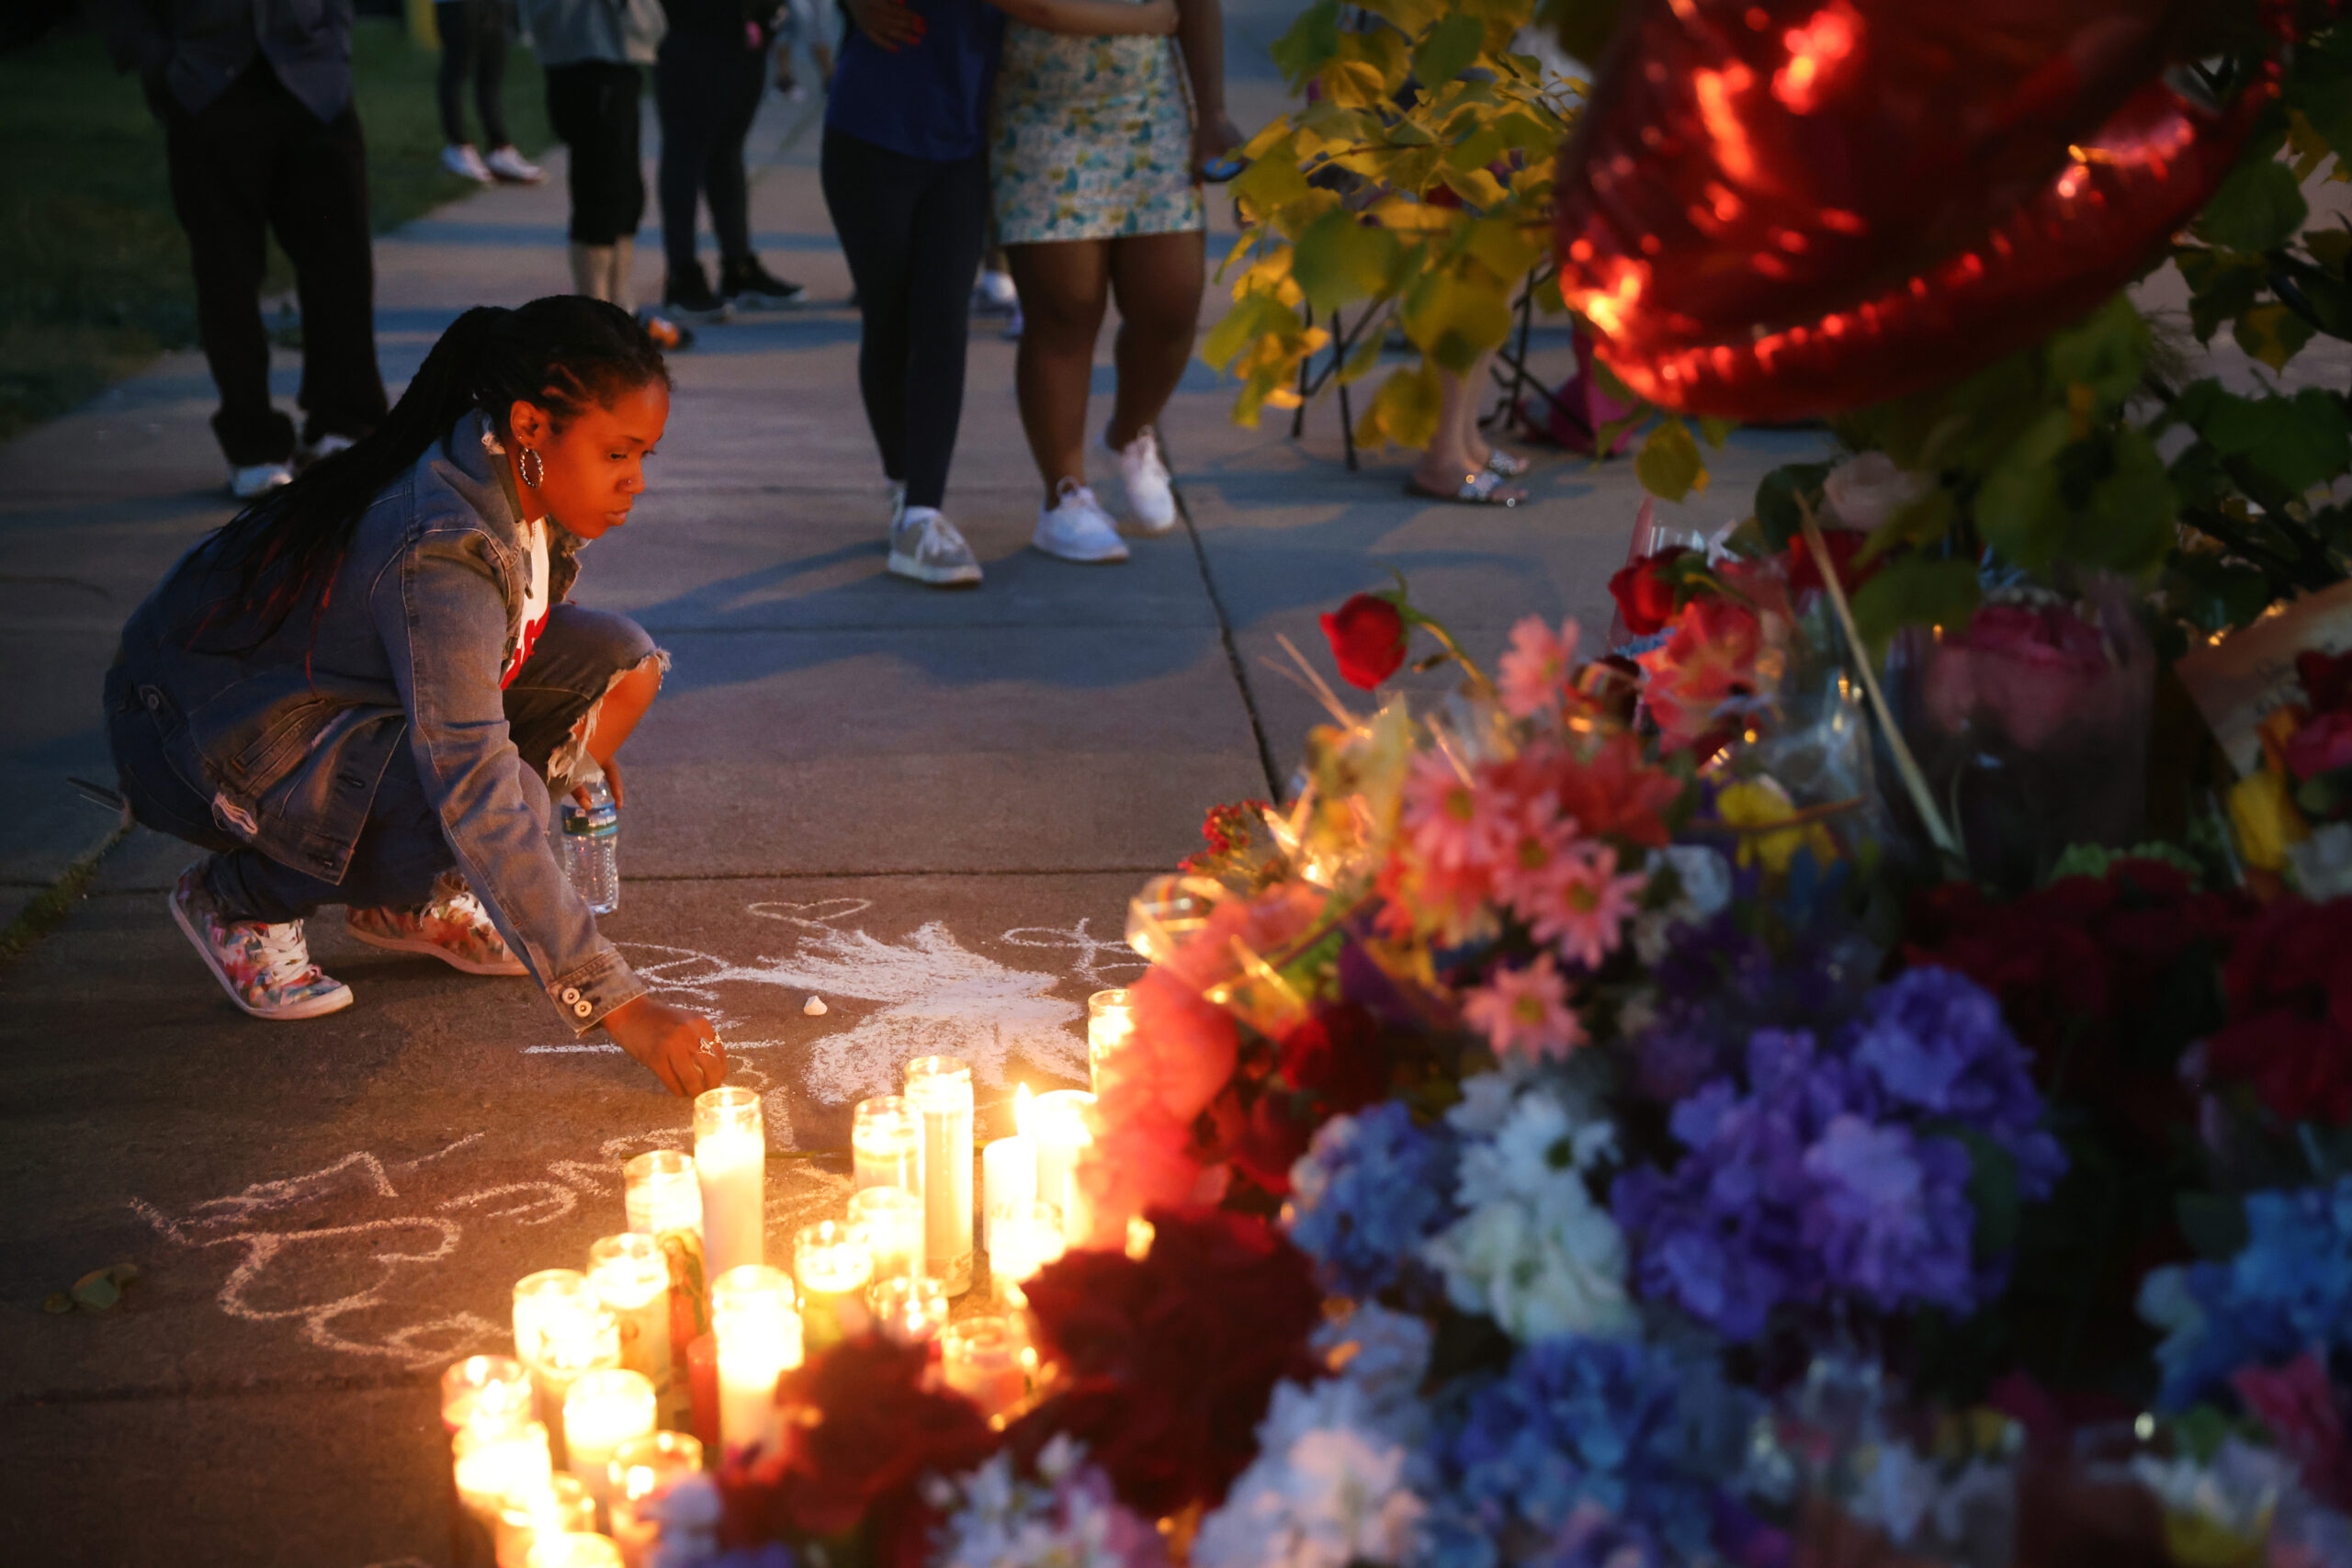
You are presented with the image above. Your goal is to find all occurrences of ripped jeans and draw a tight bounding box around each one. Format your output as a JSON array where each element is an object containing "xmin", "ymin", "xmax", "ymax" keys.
[{"xmin": 112, "ymin": 604, "xmax": 661, "ymax": 924}]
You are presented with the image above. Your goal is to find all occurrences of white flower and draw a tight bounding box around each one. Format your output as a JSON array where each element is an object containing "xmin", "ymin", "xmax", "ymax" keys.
[
  {"xmin": 1633, "ymin": 844, "xmax": 1733, "ymax": 966},
  {"xmin": 643, "ymin": 1473, "xmax": 723, "ymax": 1568},
  {"xmin": 2130, "ymin": 1438, "xmax": 2296, "ymax": 1538},
  {"xmin": 1193, "ymin": 1378, "xmax": 1426, "ymax": 1568},
  {"xmin": 1311, "ymin": 1303, "xmax": 1432, "ymax": 1433},
  {"xmin": 928, "ymin": 1442, "xmax": 1142, "ymax": 1568},
  {"xmin": 1423, "ymin": 1079, "xmax": 1635, "ymax": 1343},
  {"xmin": 1821, "ymin": 451, "xmax": 1928, "ymax": 532}
]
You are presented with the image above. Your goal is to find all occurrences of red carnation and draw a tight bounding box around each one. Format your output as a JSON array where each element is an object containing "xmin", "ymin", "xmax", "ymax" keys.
[
  {"xmin": 1276, "ymin": 1001, "xmax": 1390, "ymax": 1113},
  {"xmin": 1319, "ymin": 593, "xmax": 1408, "ymax": 689},
  {"xmin": 2208, "ymin": 897, "xmax": 2352, "ymax": 1127},
  {"xmin": 1607, "ymin": 547, "xmax": 1688, "ymax": 636},
  {"xmin": 715, "ymin": 1337, "xmax": 996, "ymax": 1550},
  {"xmin": 1783, "ymin": 526, "xmax": 1881, "ymax": 597},
  {"xmin": 1014, "ymin": 1207, "xmax": 1322, "ymax": 1517},
  {"xmin": 2299, "ymin": 648, "xmax": 2352, "ymax": 716}
]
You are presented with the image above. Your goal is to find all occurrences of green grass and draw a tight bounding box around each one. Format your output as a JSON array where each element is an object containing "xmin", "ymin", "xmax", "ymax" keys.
[{"xmin": 0, "ymin": 18, "xmax": 554, "ymax": 440}]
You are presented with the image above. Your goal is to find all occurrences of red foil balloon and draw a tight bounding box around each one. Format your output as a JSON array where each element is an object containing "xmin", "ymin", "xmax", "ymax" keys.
[{"xmin": 1553, "ymin": 0, "xmax": 2279, "ymax": 422}]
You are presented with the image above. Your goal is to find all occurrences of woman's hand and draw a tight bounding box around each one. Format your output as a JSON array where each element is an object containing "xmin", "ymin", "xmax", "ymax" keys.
[
  {"xmin": 1138, "ymin": 0, "xmax": 1180, "ymax": 36},
  {"xmin": 843, "ymin": 0, "xmax": 925, "ymax": 51},
  {"xmin": 573, "ymin": 754, "xmax": 623, "ymax": 809},
  {"xmin": 605, "ymin": 995, "xmax": 728, "ymax": 1096},
  {"xmin": 1192, "ymin": 109, "xmax": 1243, "ymax": 179}
]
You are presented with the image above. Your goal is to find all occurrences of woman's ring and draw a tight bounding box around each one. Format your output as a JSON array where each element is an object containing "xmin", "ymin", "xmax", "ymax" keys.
[{"xmin": 698, "ymin": 1042, "xmax": 718, "ymax": 1057}]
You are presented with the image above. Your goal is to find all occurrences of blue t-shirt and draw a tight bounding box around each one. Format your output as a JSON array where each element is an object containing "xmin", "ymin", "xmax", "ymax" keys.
[{"xmin": 825, "ymin": 0, "xmax": 1006, "ymax": 164}]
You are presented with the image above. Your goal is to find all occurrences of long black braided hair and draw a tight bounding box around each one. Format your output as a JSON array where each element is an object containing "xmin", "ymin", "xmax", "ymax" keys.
[{"xmin": 195, "ymin": 295, "xmax": 670, "ymax": 646}]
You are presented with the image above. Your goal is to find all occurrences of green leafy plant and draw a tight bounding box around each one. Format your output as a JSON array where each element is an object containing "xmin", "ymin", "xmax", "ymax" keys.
[{"xmin": 1201, "ymin": 0, "xmax": 1575, "ymax": 451}]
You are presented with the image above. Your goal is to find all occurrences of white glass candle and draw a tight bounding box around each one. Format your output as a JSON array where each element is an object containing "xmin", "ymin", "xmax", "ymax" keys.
[
  {"xmin": 988, "ymin": 1199, "xmax": 1066, "ymax": 1302},
  {"xmin": 514, "ymin": 1271, "xmax": 622, "ymax": 1445},
  {"xmin": 493, "ymin": 1473, "xmax": 594, "ymax": 1568},
  {"xmin": 847, "ymin": 1185, "xmax": 924, "ymax": 1282},
  {"xmin": 694, "ymin": 1088, "xmax": 766, "ymax": 1281},
  {"xmin": 443, "ymin": 1354, "xmax": 536, "ymax": 1438},
  {"xmin": 587, "ymin": 1235, "xmax": 673, "ymax": 1425},
  {"xmin": 526, "ymin": 1534, "xmax": 624, "ymax": 1568},
  {"xmin": 621, "ymin": 1150, "xmax": 705, "ymax": 1427},
  {"xmin": 979, "ymin": 1134, "xmax": 1036, "ymax": 1255},
  {"xmin": 1086, "ymin": 988, "xmax": 1133, "ymax": 1095},
  {"xmin": 608, "ymin": 1431, "xmax": 702, "ymax": 1568},
  {"xmin": 710, "ymin": 1264, "xmax": 800, "ymax": 1461},
  {"xmin": 793, "ymin": 1221, "xmax": 875, "ymax": 1353},
  {"xmin": 853, "ymin": 1094, "xmax": 922, "ymax": 1192},
  {"xmin": 869, "ymin": 1275, "xmax": 950, "ymax": 1347},
  {"xmin": 941, "ymin": 1316, "xmax": 1025, "ymax": 1422},
  {"xmin": 455, "ymin": 1420, "xmax": 555, "ymax": 1521},
  {"xmin": 904, "ymin": 1056, "xmax": 975, "ymax": 1295},
  {"xmin": 1029, "ymin": 1089, "xmax": 1096, "ymax": 1247},
  {"xmin": 563, "ymin": 1368, "xmax": 657, "ymax": 1520}
]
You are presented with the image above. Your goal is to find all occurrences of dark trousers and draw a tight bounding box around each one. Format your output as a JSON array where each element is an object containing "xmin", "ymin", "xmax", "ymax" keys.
[
  {"xmin": 653, "ymin": 31, "xmax": 764, "ymax": 282},
  {"xmin": 112, "ymin": 605, "xmax": 657, "ymax": 923},
  {"xmin": 545, "ymin": 61, "xmax": 645, "ymax": 245},
  {"xmin": 163, "ymin": 62, "xmax": 389, "ymax": 467},
  {"xmin": 435, "ymin": 0, "xmax": 512, "ymax": 148},
  {"xmin": 818, "ymin": 129, "xmax": 989, "ymax": 511}
]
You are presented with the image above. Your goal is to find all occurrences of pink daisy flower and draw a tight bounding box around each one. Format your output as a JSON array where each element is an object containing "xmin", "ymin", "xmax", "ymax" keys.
[
  {"xmin": 1529, "ymin": 844, "xmax": 1647, "ymax": 969},
  {"xmin": 1461, "ymin": 953, "xmax": 1587, "ymax": 1063},
  {"xmin": 1398, "ymin": 750, "xmax": 1512, "ymax": 872},
  {"xmin": 1498, "ymin": 616, "xmax": 1581, "ymax": 720},
  {"xmin": 1491, "ymin": 800, "xmax": 1582, "ymax": 923}
]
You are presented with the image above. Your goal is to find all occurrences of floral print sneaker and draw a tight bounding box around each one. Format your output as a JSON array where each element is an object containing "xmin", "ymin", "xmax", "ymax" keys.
[
  {"xmin": 170, "ymin": 863, "xmax": 355, "ymax": 1021},
  {"xmin": 346, "ymin": 881, "xmax": 529, "ymax": 976}
]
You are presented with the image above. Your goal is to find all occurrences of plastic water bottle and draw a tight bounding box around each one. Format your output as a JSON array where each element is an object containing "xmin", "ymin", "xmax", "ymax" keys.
[{"xmin": 560, "ymin": 775, "xmax": 621, "ymax": 915}]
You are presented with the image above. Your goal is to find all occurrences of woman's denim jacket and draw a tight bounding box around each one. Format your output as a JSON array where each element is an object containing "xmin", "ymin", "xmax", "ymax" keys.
[{"xmin": 110, "ymin": 411, "xmax": 645, "ymax": 1032}]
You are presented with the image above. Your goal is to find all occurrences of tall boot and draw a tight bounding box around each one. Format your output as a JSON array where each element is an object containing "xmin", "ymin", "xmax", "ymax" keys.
[
  {"xmin": 606, "ymin": 235, "xmax": 637, "ymax": 311},
  {"xmin": 569, "ymin": 242, "xmax": 616, "ymax": 302}
]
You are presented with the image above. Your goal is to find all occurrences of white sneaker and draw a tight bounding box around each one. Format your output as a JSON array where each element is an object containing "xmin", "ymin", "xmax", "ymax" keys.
[
  {"xmin": 1101, "ymin": 424, "xmax": 1179, "ymax": 533},
  {"xmin": 484, "ymin": 145, "xmax": 546, "ymax": 184},
  {"xmin": 1032, "ymin": 480, "xmax": 1130, "ymax": 563},
  {"xmin": 297, "ymin": 433, "xmax": 356, "ymax": 470},
  {"xmin": 972, "ymin": 269, "xmax": 1019, "ymax": 316},
  {"xmin": 230, "ymin": 461, "xmax": 294, "ymax": 500},
  {"xmin": 442, "ymin": 143, "xmax": 494, "ymax": 184},
  {"xmin": 170, "ymin": 864, "xmax": 354, "ymax": 1021},
  {"xmin": 888, "ymin": 506, "xmax": 984, "ymax": 586}
]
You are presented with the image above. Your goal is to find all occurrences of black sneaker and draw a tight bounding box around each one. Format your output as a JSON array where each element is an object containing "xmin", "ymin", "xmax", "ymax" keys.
[
  {"xmin": 662, "ymin": 266, "xmax": 731, "ymax": 323},
  {"xmin": 720, "ymin": 257, "xmax": 805, "ymax": 310}
]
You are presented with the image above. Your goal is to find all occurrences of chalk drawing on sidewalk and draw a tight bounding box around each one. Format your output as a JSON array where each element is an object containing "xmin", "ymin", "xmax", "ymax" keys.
[{"xmin": 127, "ymin": 1130, "xmax": 706, "ymax": 1371}]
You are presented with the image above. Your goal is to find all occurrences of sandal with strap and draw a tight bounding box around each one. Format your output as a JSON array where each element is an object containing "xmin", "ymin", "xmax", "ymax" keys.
[
  {"xmin": 1404, "ymin": 468, "xmax": 1525, "ymax": 507},
  {"xmin": 1484, "ymin": 447, "xmax": 1531, "ymax": 479}
]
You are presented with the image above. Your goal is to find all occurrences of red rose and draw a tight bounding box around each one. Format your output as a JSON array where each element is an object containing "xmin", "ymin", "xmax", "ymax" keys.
[
  {"xmin": 2209, "ymin": 897, "xmax": 2352, "ymax": 1126},
  {"xmin": 1275, "ymin": 1001, "xmax": 1390, "ymax": 1112},
  {"xmin": 1782, "ymin": 526, "xmax": 1880, "ymax": 597},
  {"xmin": 1014, "ymin": 1208, "xmax": 1322, "ymax": 1517},
  {"xmin": 1228, "ymin": 1094, "xmax": 1312, "ymax": 1197},
  {"xmin": 2286, "ymin": 708, "xmax": 2352, "ymax": 783},
  {"xmin": 2298, "ymin": 648, "xmax": 2352, "ymax": 716},
  {"xmin": 716, "ymin": 1337, "xmax": 995, "ymax": 1550},
  {"xmin": 1319, "ymin": 593, "xmax": 1408, "ymax": 689},
  {"xmin": 1608, "ymin": 547, "xmax": 1688, "ymax": 636}
]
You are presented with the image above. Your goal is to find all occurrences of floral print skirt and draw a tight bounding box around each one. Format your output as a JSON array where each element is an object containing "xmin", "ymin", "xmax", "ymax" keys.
[{"xmin": 989, "ymin": 25, "xmax": 1205, "ymax": 247}]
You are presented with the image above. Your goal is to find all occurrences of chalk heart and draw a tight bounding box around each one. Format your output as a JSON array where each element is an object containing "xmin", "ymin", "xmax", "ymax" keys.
[
  {"xmin": 224, "ymin": 1216, "xmax": 461, "ymax": 1323},
  {"xmin": 748, "ymin": 899, "xmax": 874, "ymax": 930}
]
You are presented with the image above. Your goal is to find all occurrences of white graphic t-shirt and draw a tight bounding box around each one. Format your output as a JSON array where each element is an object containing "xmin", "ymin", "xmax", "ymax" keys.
[{"xmin": 500, "ymin": 516, "xmax": 551, "ymax": 689}]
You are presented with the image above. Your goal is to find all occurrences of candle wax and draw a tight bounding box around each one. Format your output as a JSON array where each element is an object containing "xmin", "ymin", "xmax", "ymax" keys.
[
  {"xmin": 979, "ymin": 1134, "xmax": 1036, "ymax": 1255},
  {"xmin": 695, "ymin": 1129, "xmax": 765, "ymax": 1280}
]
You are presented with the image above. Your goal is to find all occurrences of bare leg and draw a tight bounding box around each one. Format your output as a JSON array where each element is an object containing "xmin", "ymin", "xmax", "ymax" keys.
[
  {"xmin": 1411, "ymin": 355, "xmax": 1520, "ymax": 499},
  {"xmin": 1006, "ymin": 239, "xmax": 1113, "ymax": 505},
  {"xmin": 1104, "ymin": 229, "xmax": 1205, "ymax": 447},
  {"xmin": 582, "ymin": 659, "xmax": 662, "ymax": 807}
]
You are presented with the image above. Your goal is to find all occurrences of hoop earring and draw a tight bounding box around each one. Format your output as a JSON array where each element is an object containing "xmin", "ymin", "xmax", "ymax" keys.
[{"xmin": 519, "ymin": 447, "xmax": 545, "ymax": 489}]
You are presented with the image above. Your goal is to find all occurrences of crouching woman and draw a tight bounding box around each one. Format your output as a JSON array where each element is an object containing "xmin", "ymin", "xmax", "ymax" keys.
[{"xmin": 106, "ymin": 296, "xmax": 724, "ymax": 1096}]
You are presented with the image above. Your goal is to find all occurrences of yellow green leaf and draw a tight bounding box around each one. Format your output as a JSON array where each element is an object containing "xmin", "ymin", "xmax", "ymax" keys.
[
  {"xmin": 1356, "ymin": 0, "xmax": 1443, "ymax": 35},
  {"xmin": 1324, "ymin": 59, "xmax": 1394, "ymax": 111},
  {"xmin": 1232, "ymin": 138, "xmax": 1312, "ymax": 220},
  {"xmin": 2235, "ymin": 301, "xmax": 2317, "ymax": 371},
  {"xmin": 1463, "ymin": 218, "xmax": 1544, "ymax": 283},
  {"xmin": 1293, "ymin": 210, "xmax": 1406, "ymax": 313},
  {"xmin": 1403, "ymin": 270, "xmax": 1513, "ymax": 372},
  {"xmin": 1412, "ymin": 12, "xmax": 1487, "ymax": 90},
  {"xmin": 1356, "ymin": 363, "xmax": 1443, "ymax": 450},
  {"xmin": 1634, "ymin": 419, "xmax": 1706, "ymax": 502}
]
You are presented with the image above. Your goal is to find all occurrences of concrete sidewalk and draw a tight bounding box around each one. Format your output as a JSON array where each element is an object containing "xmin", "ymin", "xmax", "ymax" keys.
[{"xmin": 0, "ymin": 11, "xmax": 1813, "ymax": 1562}]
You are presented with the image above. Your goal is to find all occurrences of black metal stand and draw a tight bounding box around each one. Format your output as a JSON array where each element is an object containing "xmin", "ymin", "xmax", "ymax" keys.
[
  {"xmin": 1480, "ymin": 264, "xmax": 1566, "ymax": 439},
  {"xmin": 1287, "ymin": 302, "xmax": 1376, "ymax": 472}
]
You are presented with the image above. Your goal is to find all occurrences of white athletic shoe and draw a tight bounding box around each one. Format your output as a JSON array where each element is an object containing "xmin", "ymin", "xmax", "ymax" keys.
[
  {"xmin": 1101, "ymin": 424, "xmax": 1179, "ymax": 533},
  {"xmin": 1032, "ymin": 480, "xmax": 1129, "ymax": 563},
  {"xmin": 230, "ymin": 461, "xmax": 294, "ymax": 500},
  {"xmin": 888, "ymin": 506, "xmax": 985, "ymax": 586},
  {"xmin": 441, "ymin": 143, "xmax": 495, "ymax": 184},
  {"xmin": 170, "ymin": 864, "xmax": 354, "ymax": 1021},
  {"xmin": 484, "ymin": 145, "xmax": 547, "ymax": 184}
]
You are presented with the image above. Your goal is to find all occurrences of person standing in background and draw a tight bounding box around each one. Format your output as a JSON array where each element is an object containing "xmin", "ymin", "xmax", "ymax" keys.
[
  {"xmin": 772, "ymin": 0, "xmax": 833, "ymax": 98},
  {"xmin": 655, "ymin": 0, "xmax": 805, "ymax": 321},
  {"xmin": 435, "ymin": 0, "xmax": 548, "ymax": 186},
  {"xmin": 519, "ymin": 0, "xmax": 666, "ymax": 309},
  {"xmin": 990, "ymin": 0, "xmax": 1240, "ymax": 563},
  {"xmin": 98, "ymin": 0, "xmax": 390, "ymax": 501},
  {"xmin": 821, "ymin": 0, "xmax": 1181, "ymax": 590}
]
